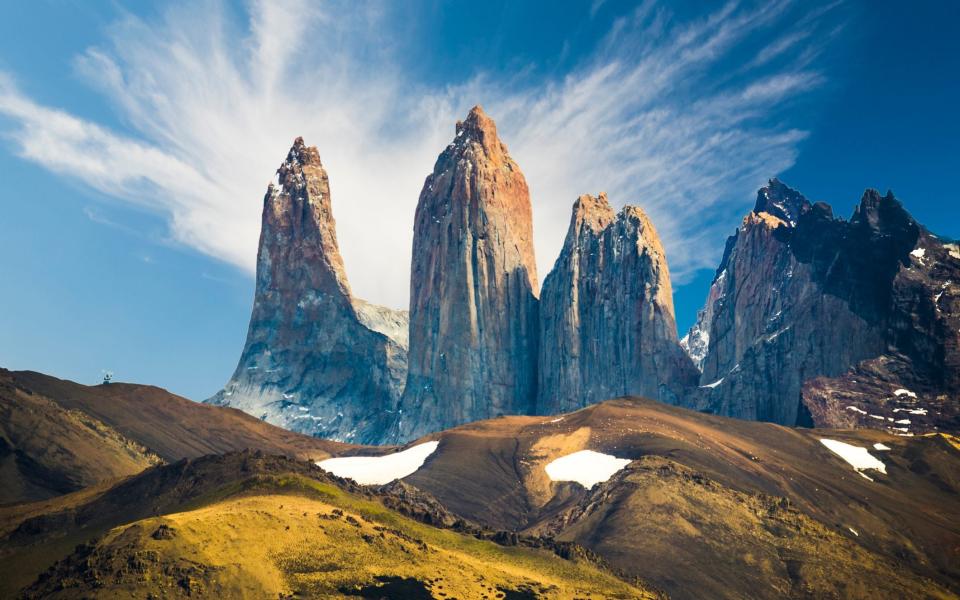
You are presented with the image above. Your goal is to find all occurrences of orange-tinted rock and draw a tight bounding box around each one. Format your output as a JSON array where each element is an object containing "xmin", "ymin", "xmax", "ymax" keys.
[{"xmin": 396, "ymin": 107, "xmax": 539, "ymax": 441}]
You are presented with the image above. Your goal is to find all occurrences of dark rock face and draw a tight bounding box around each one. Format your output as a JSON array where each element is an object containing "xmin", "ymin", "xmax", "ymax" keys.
[
  {"xmin": 684, "ymin": 179, "xmax": 960, "ymax": 433},
  {"xmin": 538, "ymin": 193, "xmax": 699, "ymax": 413},
  {"xmin": 208, "ymin": 138, "xmax": 407, "ymax": 444},
  {"xmin": 802, "ymin": 224, "xmax": 960, "ymax": 433},
  {"xmin": 395, "ymin": 106, "xmax": 539, "ymax": 442}
]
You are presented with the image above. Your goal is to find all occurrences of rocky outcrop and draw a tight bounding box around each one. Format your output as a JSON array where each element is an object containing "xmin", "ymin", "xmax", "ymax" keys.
[
  {"xmin": 684, "ymin": 179, "xmax": 960, "ymax": 433},
  {"xmin": 208, "ymin": 138, "xmax": 407, "ymax": 444},
  {"xmin": 395, "ymin": 106, "xmax": 539, "ymax": 441},
  {"xmin": 801, "ymin": 224, "xmax": 960, "ymax": 433},
  {"xmin": 538, "ymin": 193, "xmax": 699, "ymax": 413}
]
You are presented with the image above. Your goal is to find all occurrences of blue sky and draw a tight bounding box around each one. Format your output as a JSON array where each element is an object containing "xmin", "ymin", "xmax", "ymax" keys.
[{"xmin": 0, "ymin": 1, "xmax": 957, "ymax": 400}]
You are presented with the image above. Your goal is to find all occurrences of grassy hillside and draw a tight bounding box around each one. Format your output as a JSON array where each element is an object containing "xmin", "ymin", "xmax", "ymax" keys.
[{"xmin": 3, "ymin": 453, "xmax": 658, "ymax": 599}]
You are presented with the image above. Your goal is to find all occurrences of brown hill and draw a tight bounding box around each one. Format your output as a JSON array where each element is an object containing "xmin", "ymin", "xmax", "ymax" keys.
[
  {"xmin": 0, "ymin": 369, "xmax": 364, "ymax": 505},
  {"xmin": 0, "ymin": 374, "xmax": 160, "ymax": 504},
  {"xmin": 6, "ymin": 369, "xmax": 349, "ymax": 461},
  {"xmin": 3, "ymin": 368, "xmax": 958, "ymax": 598},
  {"xmin": 404, "ymin": 397, "xmax": 960, "ymax": 599}
]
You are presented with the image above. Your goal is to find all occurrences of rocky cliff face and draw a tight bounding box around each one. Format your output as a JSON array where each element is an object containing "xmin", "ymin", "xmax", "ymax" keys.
[
  {"xmin": 684, "ymin": 179, "xmax": 960, "ymax": 434},
  {"xmin": 208, "ymin": 138, "xmax": 407, "ymax": 444},
  {"xmin": 395, "ymin": 106, "xmax": 539, "ymax": 441},
  {"xmin": 801, "ymin": 223, "xmax": 960, "ymax": 433},
  {"xmin": 538, "ymin": 193, "xmax": 699, "ymax": 413}
]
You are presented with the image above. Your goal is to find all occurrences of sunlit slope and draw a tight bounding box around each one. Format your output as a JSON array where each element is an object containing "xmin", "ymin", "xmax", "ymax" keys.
[
  {"xmin": 6, "ymin": 369, "xmax": 352, "ymax": 462},
  {"xmin": 6, "ymin": 454, "xmax": 657, "ymax": 599},
  {"xmin": 405, "ymin": 397, "xmax": 960, "ymax": 599}
]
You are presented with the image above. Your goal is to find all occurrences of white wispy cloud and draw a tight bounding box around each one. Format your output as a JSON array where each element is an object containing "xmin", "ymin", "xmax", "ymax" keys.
[{"xmin": 0, "ymin": 0, "xmax": 839, "ymax": 308}]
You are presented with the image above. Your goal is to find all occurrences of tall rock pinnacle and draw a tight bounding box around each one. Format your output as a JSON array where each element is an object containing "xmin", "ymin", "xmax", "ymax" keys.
[
  {"xmin": 208, "ymin": 138, "xmax": 408, "ymax": 444},
  {"xmin": 396, "ymin": 106, "xmax": 539, "ymax": 441},
  {"xmin": 539, "ymin": 193, "xmax": 699, "ymax": 413}
]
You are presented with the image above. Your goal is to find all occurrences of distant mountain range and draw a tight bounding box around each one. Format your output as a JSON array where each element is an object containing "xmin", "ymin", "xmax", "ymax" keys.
[{"xmin": 208, "ymin": 106, "xmax": 959, "ymax": 444}]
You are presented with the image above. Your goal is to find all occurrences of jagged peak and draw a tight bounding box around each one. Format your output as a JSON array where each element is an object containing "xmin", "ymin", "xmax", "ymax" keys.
[
  {"xmin": 268, "ymin": 137, "xmax": 327, "ymax": 199},
  {"xmin": 282, "ymin": 136, "xmax": 322, "ymax": 169},
  {"xmin": 571, "ymin": 193, "xmax": 616, "ymax": 234},
  {"xmin": 850, "ymin": 187, "xmax": 917, "ymax": 236},
  {"xmin": 450, "ymin": 105, "xmax": 510, "ymax": 160},
  {"xmin": 754, "ymin": 178, "xmax": 811, "ymax": 227},
  {"xmin": 258, "ymin": 135, "xmax": 351, "ymax": 306},
  {"xmin": 455, "ymin": 105, "xmax": 495, "ymax": 138},
  {"xmin": 423, "ymin": 106, "xmax": 523, "ymax": 197}
]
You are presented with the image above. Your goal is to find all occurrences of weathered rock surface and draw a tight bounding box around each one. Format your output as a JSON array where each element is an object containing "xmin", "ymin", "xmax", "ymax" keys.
[
  {"xmin": 395, "ymin": 106, "xmax": 539, "ymax": 442},
  {"xmin": 208, "ymin": 138, "xmax": 407, "ymax": 444},
  {"xmin": 802, "ymin": 225, "xmax": 960, "ymax": 433},
  {"xmin": 538, "ymin": 193, "xmax": 699, "ymax": 413},
  {"xmin": 684, "ymin": 179, "xmax": 960, "ymax": 433}
]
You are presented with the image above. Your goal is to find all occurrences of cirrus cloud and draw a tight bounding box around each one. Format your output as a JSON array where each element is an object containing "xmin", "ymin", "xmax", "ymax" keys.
[{"xmin": 0, "ymin": 0, "xmax": 841, "ymax": 308}]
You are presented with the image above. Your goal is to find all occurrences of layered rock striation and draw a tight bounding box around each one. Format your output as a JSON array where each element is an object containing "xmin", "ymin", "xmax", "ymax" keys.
[
  {"xmin": 538, "ymin": 193, "xmax": 699, "ymax": 413},
  {"xmin": 208, "ymin": 138, "xmax": 407, "ymax": 443},
  {"xmin": 395, "ymin": 106, "xmax": 540, "ymax": 441}
]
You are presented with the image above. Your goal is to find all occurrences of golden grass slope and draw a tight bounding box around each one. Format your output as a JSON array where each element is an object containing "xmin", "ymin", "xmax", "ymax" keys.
[{"xmin": 21, "ymin": 475, "xmax": 656, "ymax": 599}]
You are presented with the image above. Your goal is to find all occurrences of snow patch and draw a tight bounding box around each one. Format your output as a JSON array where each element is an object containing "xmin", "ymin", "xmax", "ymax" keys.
[
  {"xmin": 893, "ymin": 388, "xmax": 917, "ymax": 398},
  {"xmin": 316, "ymin": 441, "xmax": 439, "ymax": 485},
  {"xmin": 545, "ymin": 450, "xmax": 632, "ymax": 489},
  {"xmin": 846, "ymin": 406, "xmax": 868, "ymax": 415},
  {"xmin": 910, "ymin": 247, "xmax": 926, "ymax": 259},
  {"xmin": 873, "ymin": 443, "xmax": 891, "ymax": 451},
  {"xmin": 701, "ymin": 377, "xmax": 724, "ymax": 389},
  {"xmin": 849, "ymin": 527, "xmax": 859, "ymax": 536},
  {"xmin": 892, "ymin": 407, "xmax": 925, "ymax": 414},
  {"xmin": 819, "ymin": 439, "xmax": 887, "ymax": 481}
]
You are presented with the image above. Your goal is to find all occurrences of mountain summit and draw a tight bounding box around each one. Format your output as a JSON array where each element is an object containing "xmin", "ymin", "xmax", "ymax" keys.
[
  {"xmin": 538, "ymin": 193, "xmax": 699, "ymax": 413},
  {"xmin": 395, "ymin": 106, "xmax": 540, "ymax": 441},
  {"xmin": 684, "ymin": 180, "xmax": 959, "ymax": 433},
  {"xmin": 208, "ymin": 138, "xmax": 408, "ymax": 443}
]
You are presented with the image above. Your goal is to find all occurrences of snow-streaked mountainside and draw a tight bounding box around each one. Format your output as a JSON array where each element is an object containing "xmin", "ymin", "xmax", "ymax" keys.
[{"xmin": 684, "ymin": 179, "xmax": 960, "ymax": 434}]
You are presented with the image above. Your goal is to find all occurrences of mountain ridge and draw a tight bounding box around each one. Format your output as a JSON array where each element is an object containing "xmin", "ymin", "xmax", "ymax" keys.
[{"xmin": 208, "ymin": 110, "xmax": 958, "ymax": 444}]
